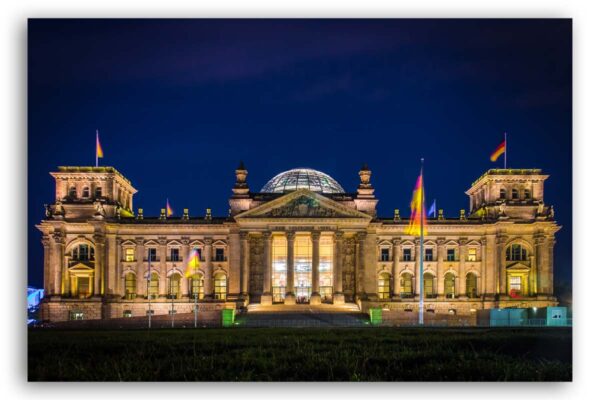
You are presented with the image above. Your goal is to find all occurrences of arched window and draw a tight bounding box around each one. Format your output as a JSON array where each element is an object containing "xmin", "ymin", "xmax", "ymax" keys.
[
  {"xmin": 377, "ymin": 272, "xmax": 391, "ymax": 299},
  {"xmin": 511, "ymin": 188, "xmax": 519, "ymax": 200},
  {"xmin": 190, "ymin": 273, "xmax": 204, "ymax": 300},
  {"xmin": 95, "ymin": 187, "xmax": 102, "ymax": 198},
  {"xmin": 466, "ymin": 273, "xmax": 478, "ymax": 298},
  {"xmin": 524, "ymin": 189, "xmax": 531, "ymax": 200},
  {"xmin": 68, "ymin": 186, "xmax": 77, "ymax": 198},
  {"xmin": 506, "ymin": 244, "xmax": 528, "ymax": 261},
  {"xmin": 444, "ymin": 274, "xmax": 456, "ymax": 299},
  {"xmin": 73, "ymin": 244, "xmax": 94, "ymax": 261},
  {"xmin": 499, "ymin": 189, "xmax": 506, "ymax": 200},
  {"xmin": 400, "ymin": 272, "xmax": 413, "ymax": 297},
  {"xmin": 214, "ymin": 273, "xmax": 227, "ymax": 300},
  {"xmin": 148, "ymin": 272, "xmax": 159, "ymax": 299},
  {"xmin": 125, "ymin": 273, "xmax": 136, "ymax": 300},
  {"xmin": 82, "ymin": 187, "xmax": 90, "ymax": 198},
  {"xmin": 423, "ymin": 273, "xmax": 435, "ymax": 298},
  {"xmin": 169, "ymin": 274, "xmax": 181, "ymax": 299}
]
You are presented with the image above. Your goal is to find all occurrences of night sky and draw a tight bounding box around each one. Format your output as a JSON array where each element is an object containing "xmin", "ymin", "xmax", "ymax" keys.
[{"xmin": 27, "ymin": 19, "xmax": 572, "ymax": 289}]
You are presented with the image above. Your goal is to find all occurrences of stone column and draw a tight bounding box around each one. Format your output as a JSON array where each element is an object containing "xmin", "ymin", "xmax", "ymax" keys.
[
  {"xmin": 414, "ymin": 239, "xmax": 421, "ymax": 297},
  {"xmin": 546, "ymin": 236, "xmax": 556, "ymax": 295},
  {"xmin": 261, "ymin": 232, "xmax": 273, "ymax": 305},
  {"xmin": 364, "ymin": 232, "xmax": 378, "ymax": 299},
  {"xmin": 204, "ymin": 238, "xmax": 214, "ymax": 298},
  {"xmin": 42, "ymin": 236, "xmax": 51, "ymax": 296},
  {"xmin": 310, "ymin": 231, "xmax": 322, "ymax": 305},
  {"xmin": 480, "ymin": 237, "xmax": 487, "ymax": 300},
  {"xmin": 115, "ymin": 238, "xmax": 123, "ymax": 296},
  {"xmin": 333, "ymin": 232, "xmax": 345, "ymax": 304},
  {"xmin": 52, "ymin": 232, "xmax": 65, "ymax": 297},
  {"xmin": 135, "ymin": 238, "xmax": 146, "ymax": 298},
  {"xmin": 241, "ymin": 232, "xmax": 250, "ymax": 298},
  {"xmin": 285, "ymin": 231, "xmax": 296, "ymax": 305},
  {"xmin": 496, "ymin": 234, "xmax": 508, "ymax": 297},
  {"xmin": 227, "ymin": 232, "xmax": 241, "ymax": 298},
  {"xmin": 106, "ymin": 234, "xmax": 117, "ymax": 298},
  {"xmin": 181, "ymin": 237, "xmax": 190, "ymax": 298},
  {"xmin": 93, "ymin": 234, "xmax": 105, "ymax": 297},
  {"xmin": 356, "ymin": 232, "xmax": 366, "ymax": 298},
  {"xmin": 458, "ymin": 238, "xmax": 467, "ymax": 297},
  {"xmin": 158, "ymin": 237, "xmax": 167, "ymax": 298},
  {"xmin": 392, "ymin": 239, "xmax": 401, "ymax": 298},
  {"xmin": 436, "ymin": 239, "xmax": 445, "ymax": 297}
]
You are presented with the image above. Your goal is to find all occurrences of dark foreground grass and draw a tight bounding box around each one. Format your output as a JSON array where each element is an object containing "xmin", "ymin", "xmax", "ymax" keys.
[{"xmin": 28, "ymin": 327, "xmax": 571, "ymax": 381}]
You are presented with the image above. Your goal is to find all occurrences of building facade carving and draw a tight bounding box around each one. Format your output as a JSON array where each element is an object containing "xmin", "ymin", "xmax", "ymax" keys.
[{"xmin": 37, "ymin": 165, "xmax": 561, "ymax": 321}]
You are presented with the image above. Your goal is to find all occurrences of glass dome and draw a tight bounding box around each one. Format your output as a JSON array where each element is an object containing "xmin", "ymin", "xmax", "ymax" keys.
[{"xmin": 260, "ymin": 168, "xmax": 345, "ymax": 194}]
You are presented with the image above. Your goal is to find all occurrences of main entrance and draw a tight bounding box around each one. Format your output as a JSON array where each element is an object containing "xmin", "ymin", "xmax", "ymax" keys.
[{"xmin": 295, "ymin": 286, "xmax": 311, "ymax": 303}]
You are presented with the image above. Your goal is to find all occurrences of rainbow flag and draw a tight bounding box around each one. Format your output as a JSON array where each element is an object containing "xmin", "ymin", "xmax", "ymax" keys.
[
  {"xmin": 406, "ymin": 171, "xmax": 427, "ymax": 236},
  {"xmin": 166, "ymin": 198, "xmax": 173, "ymax": 217},
  {"xmin": 96, "ymin": 130, "xmax": 104, "ymax": 159},
  {"xmin": 185, "ymin": 249, "xmax": 201, "ymax": 278},
  {"xmin": 490, "ymin": 138, "xmax": 506, "ymax": 162}
]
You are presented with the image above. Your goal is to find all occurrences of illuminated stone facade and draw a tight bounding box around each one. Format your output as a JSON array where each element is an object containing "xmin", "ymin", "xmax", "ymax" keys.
[{"xmin": 37, "ymin": 164, "xmax": 560, "ymax": 322}]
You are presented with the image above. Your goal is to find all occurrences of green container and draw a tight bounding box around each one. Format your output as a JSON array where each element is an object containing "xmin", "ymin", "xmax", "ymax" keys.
[
  {"xmin": 369, "ymin": 307, "xmax": 383, "ymax": 325},
  {"xmin": 222, "ymin": 308, "xmax": 235, "ymax": 327}
]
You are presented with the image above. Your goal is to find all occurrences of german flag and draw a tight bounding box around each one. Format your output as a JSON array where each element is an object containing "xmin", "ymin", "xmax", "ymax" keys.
[{"xmin": 490, "ymin": 139, "xmax": 506, "ymax": 162}]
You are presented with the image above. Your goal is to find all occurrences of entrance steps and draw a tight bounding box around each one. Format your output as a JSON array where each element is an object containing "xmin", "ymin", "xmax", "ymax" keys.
[{"xmin": 238, "ymin": 303, "xmax": 368, "ymax": 327}]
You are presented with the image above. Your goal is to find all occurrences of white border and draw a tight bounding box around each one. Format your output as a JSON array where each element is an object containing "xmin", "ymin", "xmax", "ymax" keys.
[{"xmin": 3, "ymin": 0, "xmax": 598, "ymax": 398}]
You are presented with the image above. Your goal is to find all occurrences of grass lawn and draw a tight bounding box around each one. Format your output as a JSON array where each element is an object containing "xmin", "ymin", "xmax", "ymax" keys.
[{"xmin": 28, "ymin": 327, "xmax": 572, "ymax": 381}]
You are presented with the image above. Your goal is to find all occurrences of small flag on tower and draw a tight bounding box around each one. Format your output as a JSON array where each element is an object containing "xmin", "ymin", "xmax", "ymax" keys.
[
  {"xmin": 95, "ymin": 130, "xmax": 104, "ymax": 166},
  {"xmin": 490, "ymin": 137, "xmax": 506, "ymax": 162},
  {"xmin": 406, "ymin": 170, "xmax": 427, "ymax": 236},
  {"xmin": 166, "ymin": 198, "xmax": 173, "ymax": 217},
  {"xmin": 427, "ymin": 199, "xmax": 437, "ymax": 218}
]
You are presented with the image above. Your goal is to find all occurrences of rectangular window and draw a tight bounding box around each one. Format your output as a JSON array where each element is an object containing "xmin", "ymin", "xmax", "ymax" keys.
[
  {"xmin": 77, "ymin": 276, "xmax": 90, "ymax": 297},
  {"xmin": 123, "ymin": 310, "xmax": 132, "ymax": 318},
  {"xmin": 447, "ymin": 249, "xmax": 456, "ymax": 261},
  {"xmin": 467, "ymin": 248, "xmax": 477, "ymax": 261},
  {"xmin": 69, "ymin": 311, "xmax": 84, "ymax": 320},
  {"xmin": 424, "ymin": 248, "xmax": 433, "ymax": 261},
  {"xmin": 380, "ymin": 248, "xmax": 390, "ymax": 261},
  {"xmin": 148, "ymin": 248, "xmax": 157, "ymax": 262},
  {"xmin": 215, "ymin": 248, "xmax": 225, "ymax": 261},
  {"xmin": 125, "ymin": 248, "xmax": 135, "ymax": 262},
  {"xmin": 169, "ymin": 248, "xmax": 180, "ymax": 261},
  {"xmin": 509, "ymin": 276, "xmax": 522, "ymax": 292},
  {"xmin": 403, "ymin": 248, "xmax": 412, "ymax": 261}
]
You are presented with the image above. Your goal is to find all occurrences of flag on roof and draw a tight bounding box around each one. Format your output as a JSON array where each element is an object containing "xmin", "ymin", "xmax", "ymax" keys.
[{"xmin": 406, "ymin": 170, "xmax": 427, "ymax": 236}]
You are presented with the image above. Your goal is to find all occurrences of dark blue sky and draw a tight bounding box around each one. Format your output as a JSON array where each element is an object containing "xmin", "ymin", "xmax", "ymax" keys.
[{"xmin": 28, "ymin": 19, "xmax": 572, "ymax": 289}]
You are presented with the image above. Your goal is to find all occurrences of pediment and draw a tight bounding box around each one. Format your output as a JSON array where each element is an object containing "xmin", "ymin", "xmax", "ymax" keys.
[
  {"xmin": 68, "ymin": 263, "xmax": 94, "ymax": 271},
  {"xmin": 235, "ymin": 189, "xmax": 371, "ymax": 220},
  {"xmin": 506, "ymin": 262, "xmax": 530, "ymax": 271}
]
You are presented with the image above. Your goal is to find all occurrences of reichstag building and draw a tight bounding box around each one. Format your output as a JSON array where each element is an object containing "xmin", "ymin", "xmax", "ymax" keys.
[{"xmin": 37, "ymin": 163, "xmax": 560, "ymax": 321}]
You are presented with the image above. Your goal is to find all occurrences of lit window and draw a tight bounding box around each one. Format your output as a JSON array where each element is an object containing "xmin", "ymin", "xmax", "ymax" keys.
[
  {"xmin": 402, "ymin": 248, "xmax": 412, "ymax": 261},
  {"xmin": 125, "ymin": 248, "xmax": 135, "ymax": 262},
  {"xmin": 424, "ymin": 248, "xmax": 433, "ymax": 261},
  {"xmin": 214, "ymin": 273, "xmax": 227, "ymax": 300},
  {"xmin": 69, "ymin": 311, "xmax": 84, "ymax": 320},
  {"xmin": 506, "ymin": 244, "xmax": 527, "ymax": 261},
  {"xmin": 73, "ymin": 244, "xmax": 94, "ymax": 261},
  {"xmin": 380, "ymin": 248, "xmax": 390, "ymax": 261},
  {"xmin": 148, "ymin": 272, "xmax": 159, "ymax": 299},
  {"xmin": 509, "ymin": 276, "xmax": 522, "ymax": 293},
  {"xmin": 168, "ymin": 274, "xmax": 181, "ymax": 299},
  {"xmin": 467, "ymin": 248, "xmax": 477, "ymax": 261},
  {"xmin": 378, "ymin": 273, "xmax": 391, "ymax": 299},
  {"xmin": 318, "ymin": 235, "xmax": 333, "ymax": 301},
  {"xmin": 466, "ymin": 273, "xmax": 478, "ymax": 298},
  {"xmin": 446, "ymin": 248, "xmax": 456, "ymax": 261},
  {"xmin": 294, "ymin": 235, "xmax": 312, "ymax": 301},
  {"xmin": 271, "ymin": 235, "xmax": 287, "ymax": 302},
  {"xmin": 123, "ymin": 310, "xmax": 132, "ymax": 318},
  {"xmin": 191, "ymin": 273, "xmax": 204, "ymax": 300},
  {"xmin": 82, "ymin": 187, "xmax": 90, "ymax": 198},
  {"xmin": 125, "ymin": 273, "xmax": 136, "ymax": 299},
  {"xmin": 400, "ymin": 273, "xmax": 413, "ymax": 297},
  {"xmin": 75, "ymin": 276, "xmax": 91, "ymax": 298},
  {"xmin": 424, "ymin": 273, "xmax": 435, "ymax": 298},
  {"xmin": 444, "ymin": 274, "xmax": 456, "ymax": 298}
]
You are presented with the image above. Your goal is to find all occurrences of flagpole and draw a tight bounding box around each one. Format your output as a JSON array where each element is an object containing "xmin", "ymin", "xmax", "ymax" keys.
[
  {"xmin": 419, "ymin": 158, "xmax": 425, "ymax": 326},
  {"xmin": 504, "ymin": 131, "xmax": 507, "ymax": 169},
  {"xmin": 95, "ymin": 130, "xmax": 99, "ymax": 168}
]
